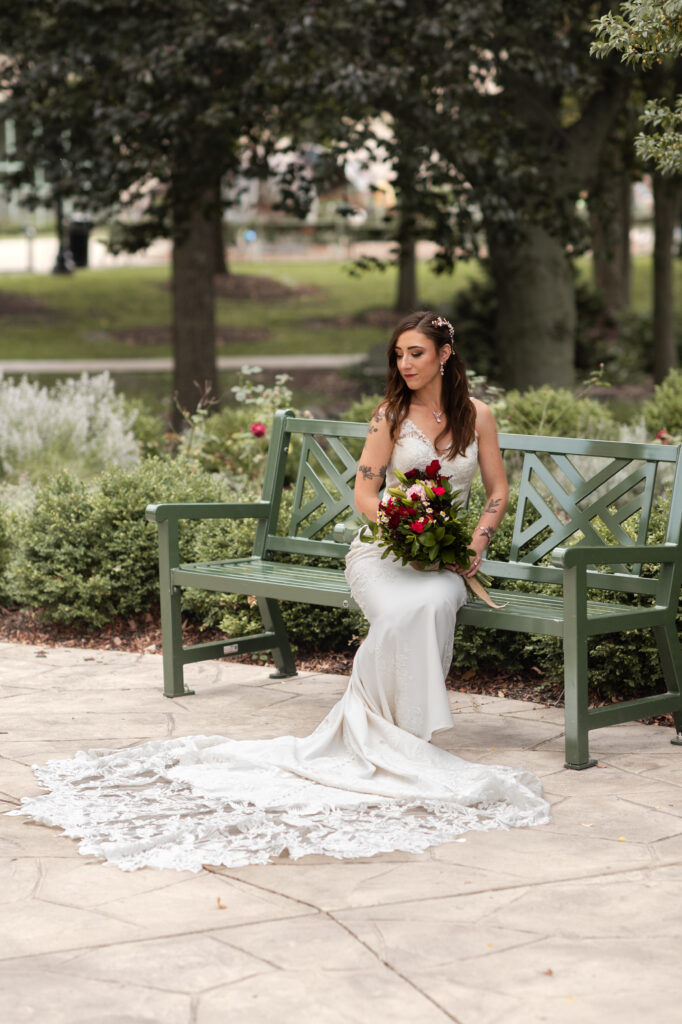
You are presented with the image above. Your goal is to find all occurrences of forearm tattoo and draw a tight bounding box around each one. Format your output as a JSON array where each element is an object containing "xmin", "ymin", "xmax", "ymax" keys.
[
  {"xmin": 358, "ymin": 463, "xmax": 387, "ymax": 481},
  {"xmin": 478, "ymin": 525, "xmax": 496, "ymax": 541},
  {"xmin": 483, "ymin": 498, "xmax": 502, "ymax": 516}
]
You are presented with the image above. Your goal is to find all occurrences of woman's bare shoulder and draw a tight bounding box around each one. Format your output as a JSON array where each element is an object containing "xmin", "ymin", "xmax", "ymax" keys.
[{"xmin": 471, "ymin": 398, "xmax": 498, "ymax": 434}]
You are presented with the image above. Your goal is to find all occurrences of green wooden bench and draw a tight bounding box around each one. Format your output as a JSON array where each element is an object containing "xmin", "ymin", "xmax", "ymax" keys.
[{"xmin": 146, "ymin": 409, "xmax": 682, "ymax": 770}]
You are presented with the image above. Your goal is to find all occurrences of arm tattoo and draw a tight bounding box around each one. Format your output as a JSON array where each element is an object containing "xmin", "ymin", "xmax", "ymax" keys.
[
  {"xmin": 373, "ymin": 409, "xmax": 385, "ymax": 424},
  {"xmin": 358, "ymin": 463, "xmax": 387, "ymax": 481},
  {"xmin": 478, "ymin": 525, "xmax": 496, "ymax": 541},
  {"xmin": 368, "ymin": 423, "xmax": 379, "ymax": 434},
  {"xmin": 483, "ymin": 498, "xmax": 502, "ymax": 516}
]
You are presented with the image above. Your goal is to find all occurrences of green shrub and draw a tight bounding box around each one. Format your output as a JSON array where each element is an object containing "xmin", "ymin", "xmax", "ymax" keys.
[
  {"xmin": 175, "ymin": 368, "xmax": 304, "ymax": 484},
  {"xmin": 643, "ymin": 368, "xmax": 682, "ymax": 440},
  {"xmin": 0, "ymin": 499, "xmax": 13, "ymax": 603},
  {"xmin": 454, "ymin": 480, "xmax": 682, "ymax": 704},
  {"xmin": 5, "ymin": 455, "xmax": 366, "ymax": 651},
  {"xmin": 493, "ymin": 384, "xmax": 618, "ymax": 440},
  {"xmin": 5, "ymin": 459, "xmax": 246, "ymax": 628},
  {"xmin": 453, "ymin": 480, "xmax": 536, "ymax": 672}
]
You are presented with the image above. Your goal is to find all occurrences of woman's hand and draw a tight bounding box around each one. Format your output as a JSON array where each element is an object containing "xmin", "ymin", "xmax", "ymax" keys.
[{"xmin": 445, "ymin": 549, "xmax": 484, "ymax": 578}]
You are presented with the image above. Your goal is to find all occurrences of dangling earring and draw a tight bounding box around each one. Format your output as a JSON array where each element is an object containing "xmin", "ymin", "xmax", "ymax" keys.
[{"xmin": 440, "ymin": 362, "xmax": 445, "ymax": 377}]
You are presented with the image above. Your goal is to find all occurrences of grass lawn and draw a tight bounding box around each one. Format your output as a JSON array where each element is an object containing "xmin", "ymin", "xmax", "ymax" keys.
[
  {"xmin": 0, "ymin": 252, "xmax": 675, "ymax": 421},
  {"xmin": 0, "ymin": 258, "xmax": 485, "ymax": 360}
]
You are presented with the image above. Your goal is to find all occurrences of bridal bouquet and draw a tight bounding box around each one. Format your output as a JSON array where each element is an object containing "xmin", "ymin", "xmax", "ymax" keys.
[{"xmin": 360, "ymin": 459, "xmax": 503, "ymax": 606}]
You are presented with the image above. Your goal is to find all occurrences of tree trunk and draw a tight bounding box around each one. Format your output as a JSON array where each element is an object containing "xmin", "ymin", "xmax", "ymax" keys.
[
  {"xmin": 487, "ymin": 225, "xmax": 576, "ymax": 390},
  {"xmin": 171, "ymin": 196, "xmax": 217, "ymax": 429},
  {"xmin": 395, "ymin": 233, "xmax": 417, "ymax": 313},
  {"xmin": 653, "ymin": 173, "xmax": 681, "ymax": 384},
  {"xmin": 212, "ymin": 206, "xmax": 228, "ymax": 276},
  {"xmin": 590, "ymin": 169, "xmax": 631, "ymax": 315}
]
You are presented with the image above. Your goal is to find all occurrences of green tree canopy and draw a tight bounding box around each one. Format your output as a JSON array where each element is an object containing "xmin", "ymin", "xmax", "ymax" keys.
[{"xmin": 592, "ymin": 0, "xmax": 682, "ymax": 174}]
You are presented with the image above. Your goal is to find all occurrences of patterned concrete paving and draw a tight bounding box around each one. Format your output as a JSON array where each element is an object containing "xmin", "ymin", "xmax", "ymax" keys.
[{"xmin": 1, "ymin": 641, "xmax": 681, "ymax": 1024}]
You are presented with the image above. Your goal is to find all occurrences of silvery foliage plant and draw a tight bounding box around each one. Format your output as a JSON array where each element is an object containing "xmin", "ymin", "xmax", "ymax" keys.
[{"xmin": 0, "ymin": 372, "xmax": 140, "ymax": 486}]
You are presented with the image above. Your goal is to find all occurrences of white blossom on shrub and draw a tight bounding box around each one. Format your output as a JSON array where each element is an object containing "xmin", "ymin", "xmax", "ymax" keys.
[{"xmin": 0, "ymin": 372, "xmax": 140, "ymax": 483}]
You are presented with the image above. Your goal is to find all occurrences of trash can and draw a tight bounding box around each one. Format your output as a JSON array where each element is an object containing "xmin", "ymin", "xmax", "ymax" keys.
[{"xmin": 68, "ymin": 216, "xmax": 93, "ymax": 268}]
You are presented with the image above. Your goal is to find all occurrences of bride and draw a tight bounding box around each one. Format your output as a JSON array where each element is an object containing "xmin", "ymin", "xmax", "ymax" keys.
[{"xmin": 11, "ymin": 311, "xmax": 551, "ymax": 871}]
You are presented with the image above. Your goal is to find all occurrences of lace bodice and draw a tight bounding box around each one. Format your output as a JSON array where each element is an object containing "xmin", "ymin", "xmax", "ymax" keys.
[{"xmin": 386, "ymin": 418, "xmax": 479, "ymax": 499}]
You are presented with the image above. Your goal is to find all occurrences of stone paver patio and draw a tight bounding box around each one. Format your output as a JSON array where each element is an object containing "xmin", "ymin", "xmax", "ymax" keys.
[{"xmin": 2, "ymin": 641, "xmax": 681, "ymax": 1023}]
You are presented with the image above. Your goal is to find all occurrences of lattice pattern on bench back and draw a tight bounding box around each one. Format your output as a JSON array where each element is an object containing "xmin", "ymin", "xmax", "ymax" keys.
[
  {"xmin": 264, "ymin": 416, "xmax": 368, "ymax": 558},
  {"xmin": 501, "ymin": 434, "xmax": 679, "ymax": 579}
]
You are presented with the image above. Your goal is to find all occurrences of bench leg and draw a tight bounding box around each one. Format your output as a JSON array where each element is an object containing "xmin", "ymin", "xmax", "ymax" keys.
[
  {"xmin": 160, "ymin": 584, "xmax": 195, "ymax": 698},
  {"xmin": 563, "ymin": 632, "xmax": 596, "ymax": 771},
  {"xmin": 257, "ymin": 597, "xmax": 297, "ymax": 678},
  {"xmin": 654, "ymin": 623, "xmax": 682, "ymax": 745}
]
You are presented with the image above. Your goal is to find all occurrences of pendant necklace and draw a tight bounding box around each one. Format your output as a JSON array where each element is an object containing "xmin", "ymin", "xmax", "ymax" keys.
[{"xmin": 433, "ymin": 408, "xmax": 443, "ymax": 424}]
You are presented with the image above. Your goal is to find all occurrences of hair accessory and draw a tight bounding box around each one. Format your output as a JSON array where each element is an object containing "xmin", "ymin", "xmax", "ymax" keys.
[{"xmin": 431, "ymin": 316, "xmax": 455, "ymax": 343}]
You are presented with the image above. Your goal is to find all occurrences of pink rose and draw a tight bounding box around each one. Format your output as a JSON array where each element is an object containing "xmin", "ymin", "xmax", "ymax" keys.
[
  {"xmin": 407, "ymin": 484, "xmax": 427, "ymax": 501},
  {"xmin": 250, "ymin": 422, "xmax": 267, "ymax": 437}
]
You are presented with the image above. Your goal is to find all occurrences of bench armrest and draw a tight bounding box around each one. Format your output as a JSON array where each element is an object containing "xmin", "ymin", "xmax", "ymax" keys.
[
  {"xmin": 332, "ymin": 518, "xmax": 364, "ymax": 544},
  {"xmin": 145, "ymin": 501, "xmax": 272, "ymax": 524},
  {"xmin": 555, "ymin": 543, "xmax": 680, "ymax": 569}
]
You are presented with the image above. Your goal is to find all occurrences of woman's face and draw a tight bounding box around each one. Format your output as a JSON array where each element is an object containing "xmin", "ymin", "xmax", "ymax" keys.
[{"xmin": 393, "ymin": 330, "xmax": 449, "ymax": 390}]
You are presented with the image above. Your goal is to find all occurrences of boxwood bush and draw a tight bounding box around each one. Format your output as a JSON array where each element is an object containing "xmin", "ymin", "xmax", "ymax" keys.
[
  {"xmin": 454, "ymin": 479, "xmax": 681, "ymax": 703},
  {"xmin": 3, "ymin": 456, "xmax": 366, "ymax": 652},
  {"xmin": 4, "ymin": 458, "xmax": 247, "ymax": 627}
]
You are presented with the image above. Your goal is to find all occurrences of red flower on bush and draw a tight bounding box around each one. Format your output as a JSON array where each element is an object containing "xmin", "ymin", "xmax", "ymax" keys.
[
  {"xmin": 410, "ymin": 521, "xmax": 425, "ymax": 533},
  {"xmin": 425, "ymin": 459, "xmax": 441, "ymax": 479},
  {"xmin": 250, "ymin": 422, "xmax": 267, "ymax": 437}
]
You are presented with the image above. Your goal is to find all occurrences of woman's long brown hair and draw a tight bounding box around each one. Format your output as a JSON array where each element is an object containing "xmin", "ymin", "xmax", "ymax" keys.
[{"xmin": 382, "ymin": 310, "xmax": 476, "ymax": 458}]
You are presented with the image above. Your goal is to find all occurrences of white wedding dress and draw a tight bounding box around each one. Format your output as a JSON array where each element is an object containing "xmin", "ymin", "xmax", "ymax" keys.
[{"xmin": 11, "ymin": 420, "xmax": 551, "ymax": 871}]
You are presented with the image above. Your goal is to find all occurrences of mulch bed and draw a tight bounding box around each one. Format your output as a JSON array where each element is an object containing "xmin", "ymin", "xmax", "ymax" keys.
[
  {"xmin": 0, "ymin": 605, "xmax": 673, "ymax": 728},
  {"xmin": 0, "ymin": 291, "xmax": 56, "ymax": 317},
  {"xmin": 302, "ymin": 307, "xmax": 402, "ymax": 332},
  {"xmin": 157, "ymin": 273, "xmax": 323, "ymax": 302}
]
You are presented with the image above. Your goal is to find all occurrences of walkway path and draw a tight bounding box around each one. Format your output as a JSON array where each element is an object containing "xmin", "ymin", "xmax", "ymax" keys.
[
  {"xmin": 0, "ymin": 354, "xmax": 365, "ymax": 375},
  {"xmin": 2, "ymin": 642, "xmax": 681, "ymax": 1023}
]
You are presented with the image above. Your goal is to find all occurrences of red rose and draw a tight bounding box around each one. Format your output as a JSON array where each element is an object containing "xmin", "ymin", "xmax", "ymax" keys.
[
  {"xmin": 410, "ymin": 521, "xmax": 425, "ymax": 533},
  {"xmin": 425, "ymin": 459, "xmax": 441, "ymax": 478},
  {"xmin": 250, "ymin": 422, "xmax": 267, "ymax": 437},
  {"xmin": 432, "ymin": 485, "xmax": 446, "ymax": 496},
  {"xmin": 405, "ymin": 469, "xmax": 418, "ymax": 479}
]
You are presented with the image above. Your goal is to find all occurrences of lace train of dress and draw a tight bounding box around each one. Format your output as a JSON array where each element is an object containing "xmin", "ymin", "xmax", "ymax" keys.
[{"xmin": 10, "ymin": 420, "xmax": 551, "ymax": 871}]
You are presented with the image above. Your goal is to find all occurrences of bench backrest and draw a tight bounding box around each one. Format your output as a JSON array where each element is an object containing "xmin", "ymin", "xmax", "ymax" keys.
[{"xmin": 256, "ymin": 411, "xmax": 682, "ymax": 594}]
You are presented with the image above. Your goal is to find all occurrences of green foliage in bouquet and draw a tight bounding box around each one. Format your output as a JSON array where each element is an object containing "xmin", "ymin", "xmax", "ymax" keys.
[{"xmin": 360, "ymin": 459, "xmax": 477, "ymax": 571}]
